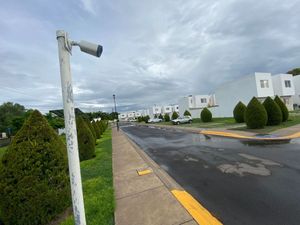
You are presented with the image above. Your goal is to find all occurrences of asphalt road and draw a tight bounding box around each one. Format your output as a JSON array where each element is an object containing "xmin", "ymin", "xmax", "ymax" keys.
[{"xmin": 121, "ymin": 124, "xmax": 300, "ymax": 225}]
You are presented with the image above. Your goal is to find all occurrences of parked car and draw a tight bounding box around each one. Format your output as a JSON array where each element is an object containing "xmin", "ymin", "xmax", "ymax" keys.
[
  {"xmin": 172, "ymin": 116, "xmax": 192, "ymax": 125},
  {"xmin": 148, "ymin": 118, "xmax": 162, "ymax": 123}
]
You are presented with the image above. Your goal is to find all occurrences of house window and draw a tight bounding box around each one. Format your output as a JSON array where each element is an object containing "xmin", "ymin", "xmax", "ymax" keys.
[
  {"xmin": 166, "ymin": 107, "xmax": 170, "ymax": 110},
  {"xmin": 285, "ymin": 80, "xmax": 291, "ymax": 88},
  {"xmin": 201, "ymin": 98, "xmax": 207, "ymax": 103},
  {"xmin": 260, "ymin": 80, "xmax": 269, "ymax": 88}
]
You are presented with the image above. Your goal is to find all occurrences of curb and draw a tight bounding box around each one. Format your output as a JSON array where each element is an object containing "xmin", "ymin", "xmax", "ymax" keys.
[{"xmin": 135, "ymin": 123, "xmax": 300, "ymax": 142}]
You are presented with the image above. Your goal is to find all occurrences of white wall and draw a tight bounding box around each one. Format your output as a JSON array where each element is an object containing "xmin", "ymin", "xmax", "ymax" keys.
[
  {"xmin": 213, "ymin": 74, "xmax": 257, "ymax": 117},
  {"xmin": 293, "ymin": 75, "xmax": 300, "ymax": 108},
  {"xmin": 255, "ymin": 72, "xmax": 274, "ymax": 98},
  {"xmin": 178, "ymin": 97, "xmax": 190, "ymax": 116},
  {"xmin": 163, "ymin": 105, "xmax": 172, "ymax": 114}
]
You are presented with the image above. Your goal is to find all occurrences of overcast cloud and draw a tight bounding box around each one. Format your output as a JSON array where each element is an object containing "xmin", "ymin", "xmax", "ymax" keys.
[{"xmin": 0, "ymin": 0, "xmax": 300, "ymax": 113}]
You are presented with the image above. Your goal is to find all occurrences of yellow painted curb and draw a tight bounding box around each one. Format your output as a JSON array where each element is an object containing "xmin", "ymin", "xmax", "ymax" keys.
[
  {"xmin": 137, "ymin": 169, "xmax": 152, "ymax": 176},
  {"xmin": 200, "ymin": 130, "xmax": 300, "ymax": 141},
  {"xmin": 172, "ymin": 190, "xmax": 223, "ymax": 225}
]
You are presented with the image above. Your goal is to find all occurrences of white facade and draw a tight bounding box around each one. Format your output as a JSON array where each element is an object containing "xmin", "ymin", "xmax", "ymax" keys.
[
  {"xmin": 178, "ymin": 95, "xmax": 215, "ymax": 118},
  {"xmin": 118, "ymin": 109, "xmax": 150, "ymax": 121},
  {"xmin": 162, "ymin": 105, "xmax": 173, "ymax": 115},
  {"xmin": 272, "ymin": 74, "xmax": 295, "ymax": 110},
  {"xmin": 293, "ymin": 75, "xmax": 300, "ymax": 109},
  {"xmin": 213, "ymin": 72, "xmax": 274, "ymax": 117}
]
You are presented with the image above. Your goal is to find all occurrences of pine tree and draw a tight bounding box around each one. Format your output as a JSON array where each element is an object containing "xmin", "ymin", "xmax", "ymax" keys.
[
  {"xmin": 244, "ymin": 97, "xmax": 268, "ymax": 129},
  {"xmin": 0, "ymin": 110, "xmax": 70, "ymax": 225},
  {"xmin": 77, "ymin": 116, "xmax": 96, "ymax": 161}
]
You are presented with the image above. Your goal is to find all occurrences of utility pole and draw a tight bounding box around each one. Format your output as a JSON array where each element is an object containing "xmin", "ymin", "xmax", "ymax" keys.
[
  {"xmin": 56, "ymin": 30, "xmax": 102, "ymax": 225},
  {"xmin": 113, "ymin": 94, "xmax": 119, "ymax": 131}
]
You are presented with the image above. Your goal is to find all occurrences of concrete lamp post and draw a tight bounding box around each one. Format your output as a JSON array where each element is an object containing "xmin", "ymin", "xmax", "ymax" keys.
[{"xmin": 56, "ymin": 30, "xmax": 103, "ymax": 225}]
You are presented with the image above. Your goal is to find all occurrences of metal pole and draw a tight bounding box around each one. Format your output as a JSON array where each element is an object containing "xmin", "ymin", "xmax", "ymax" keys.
[
  {"xmin": 113, "ymin": 94, "xmax": 119, "ymax": 131},
  {"xmin": 56, "ymin": 30, "xmax": 86, "ymax": 225}
]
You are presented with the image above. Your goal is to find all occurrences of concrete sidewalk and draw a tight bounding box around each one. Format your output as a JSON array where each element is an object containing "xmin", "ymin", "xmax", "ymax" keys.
[{"xmin": 112, "ymin": 128, "xmax": 197, "ymax": 225}]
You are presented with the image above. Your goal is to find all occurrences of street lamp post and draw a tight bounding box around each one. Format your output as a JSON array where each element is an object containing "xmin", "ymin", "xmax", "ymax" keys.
[
  {"xmin": 56, "ymin": 30, "xmax": 103, "ymax": 225},
  {"xmin": 113, "ymin": 94, "xmax": 119, "ymax": 131}
]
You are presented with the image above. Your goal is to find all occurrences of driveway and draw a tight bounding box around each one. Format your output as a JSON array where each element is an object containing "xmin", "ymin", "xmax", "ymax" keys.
[{"xmin": 121, "ymin": 125, "xmax": 300, "ymax": 225}]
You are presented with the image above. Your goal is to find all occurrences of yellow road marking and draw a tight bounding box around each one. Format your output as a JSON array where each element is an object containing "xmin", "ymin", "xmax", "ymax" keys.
[
  {"xmin": 172, "ymin": 190, "xmax": 223, "ymax": 225},
  {"xmin": 137, "ymin": 169, "xmax": 152, "ymax": 176},
  {"xmin": 200, "ymin": 130, "xmax": 300, "ymax": 141}
]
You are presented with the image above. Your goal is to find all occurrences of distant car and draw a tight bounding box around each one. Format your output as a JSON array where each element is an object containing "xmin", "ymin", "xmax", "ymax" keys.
[
  {"xmin": 148, "ymin": 118, "xmax": 162, "ymax": 123},
  {"xmin": 172, "ymin": 116, "xmax": 192, "ymax": 125},
  {"xmin": 128, "ymin": 118, "xmax": 137, "ymax": 122}
]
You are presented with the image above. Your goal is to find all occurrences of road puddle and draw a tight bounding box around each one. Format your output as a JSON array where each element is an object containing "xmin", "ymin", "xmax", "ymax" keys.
[{"xmin": 218, "ymin": 153, "xmax": 281, "ymax": 176}]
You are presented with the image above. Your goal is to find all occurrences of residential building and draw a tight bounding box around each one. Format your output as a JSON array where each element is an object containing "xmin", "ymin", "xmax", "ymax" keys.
[
  {"xmin": 213, "ymin": 72, "xmax": 274, "ymax": 117},
  {"xmin": 292, "ymin": 75, "xmax": 300, "ymax": 109},
  {"xmin": 272, "ymin": 74, "xmax": 295, "ymax": 110},
  {"xmin": 178, "ymin": 95, "xmax": 215, "ymax": 118},
  {"xmin": 149, "ymin": 105, "xmax": 162, "ymax": 118}
]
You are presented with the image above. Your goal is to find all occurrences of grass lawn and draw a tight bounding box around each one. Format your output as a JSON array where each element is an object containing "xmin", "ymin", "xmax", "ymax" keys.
[
  {"xmin": 60, "ymin": 129, "xmax": 114, "ymax": 225},
  {"xmin": 230, "ymin": 114, "xmax": 300, "ymax": 134},
  {"xmin": 158, "ymin": 117, "xmax": 237, "ymax": 128},
  {"xmin": 0, "ymin": 146, "xmax": 7, "ymax": 161}
]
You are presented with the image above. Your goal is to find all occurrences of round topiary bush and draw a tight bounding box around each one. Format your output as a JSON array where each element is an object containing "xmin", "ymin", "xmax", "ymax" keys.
[
  {"xmin": 233, "ymin": 101, "xmax": 246, "ymax": 123},
  {"xmin": 171, "ymin": 111, "xmax": 179, "ymax": 120},
  {"xmin": 184, "ymin": 110, "xmax": 191, "ymax": 116},
  {"xmin": 263, "ymin": 96, "xmax": 282, "ymax": 125},
  {"xmin": 201, "ymin": 107, "xmax": 212, "ymax": 122},
  {"xmin": 244, "ymin": 97, "xmax": 268, "ymax": 129},
  {"xmin": 77, "ymin": 116, "xmax": 96, "ymax": 161},
  {"xmin": 0, "ymin": 110, "xmax": 70, "ymax": 225},
  {"xmin": 164, "ymin": 114, "xmax": 170, "ymax": 122},
  {"xmin": 274, "ymin": 96, "xmax": 289, "ymax": 122}
]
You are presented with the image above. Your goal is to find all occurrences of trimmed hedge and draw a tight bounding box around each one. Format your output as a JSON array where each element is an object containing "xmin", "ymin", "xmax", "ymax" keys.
[
  {"xmin": 274, "ymin": 96, "xmax": 289, "ymax": 122},
  {"xmin": 233, "ymin": 101, "xmax": 246, "ymax": 123},
  {"xmin": 201, "ymin": 107, "xmax": 212, "ymax": 122},
  {"xmin": 92, "ymin": 121, "xmax": 101, "ymax": 139},
  {"xmin": 86, "ymin": 120, "xmax": 97, "ymax": 143},
  {"xmin": 0, "ymin": 110, "xmax": 70, "ymax": 225},
  {"xmin": 184, "ymin": 110, "xmax": 191, "ymax": 116},
  {"xmin": 77, "ymin": 116, "xmax": 95, "ymax": 161},
  {"xmin": 164, "ymin": 114, "xmax": 170, "ymax": 122},
  {"xmin": 244, "ymin": 97, "xmax": 267, "ymax": 129},
  {"xmin": 263, "ymin": 97, "xmax": 282, "ymax": 125},
  {"xmin": 171, "ymin": 111, "xmax": 179, "ymax": 120}
]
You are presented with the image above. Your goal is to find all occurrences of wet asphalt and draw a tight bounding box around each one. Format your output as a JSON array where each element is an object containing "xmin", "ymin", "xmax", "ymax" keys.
[{"xmin": 121, "ymin": 124, "xmax": 300, "ymax": 225}]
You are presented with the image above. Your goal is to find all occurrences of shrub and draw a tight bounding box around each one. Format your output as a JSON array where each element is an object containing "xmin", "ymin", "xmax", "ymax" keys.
[
  {"xmin": 137, "ymin": 116, "xmax": 143, "ymax": 122},
  {"xmin": 171, "ymin": 111, "xmax": 179, "ymax": 120},
  {"xmin": 77, "ymin": 116, "xmax": 96, "ymax": 161},
  {"xmin": 0, "ymin": 110, "xmax": 70, "ymax": 225},
  {"xmin": 86, "ymin": 120, "xmax": 97, "ymax": 143},
  {"xmin": 274, "ymin": 96, "xmax": 289, "ymax": 122},
  {"xmin": 158, "ymin": 114, "xmax": 163, "ymax": 120},
  {"xmin": 263, "ymin": 97, "xmax": 282, "ymax": 125},
  {"xmin": 201, "ymin": 107, "xmax": 212, "ymax": 122},
  {"xmin": 92, "ymin": 121, "xmax": 101, "ymax": 139},
  {"xmin": 144, "ymin": 115, "xmax": 150, "ymax": 123},
  {"xmin": 233, "ymin": 101, "xmax": 246, "ymax": 123},
  {"xmin": 184, "ymin": 110, "xmax": 191, "ymax": 116},
  {"xmin": 164, "ymin": 114, "xmax": 170, "ymax": 122},
  {"xmin": 244, "ymin": 97, "xmax": 268, "ymax": 129}
]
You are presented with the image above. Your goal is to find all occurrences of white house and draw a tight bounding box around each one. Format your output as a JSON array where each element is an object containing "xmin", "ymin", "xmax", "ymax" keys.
[
  {"xmin": 178, "ymin": 95, "xmax": 215, "ymax": 118},
  {"xmin": 292, "ymin": 75, "xmax": 300, "ymax": 109},
  {"xmin": 213, "ymin": 72, "xmax": 274, "ymax": 117},
  {"xmin": 272, "ymin": 74, "xmax": 295, "ymax": 110},
  {"xmin": 162, "ymin": 105, "xmax": 173, "ymax": 115}
]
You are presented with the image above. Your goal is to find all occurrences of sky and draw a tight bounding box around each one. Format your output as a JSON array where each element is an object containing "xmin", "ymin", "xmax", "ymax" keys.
[{"xmin": 0, "ymin": 0, "xmax": 300, "ymax": 113}]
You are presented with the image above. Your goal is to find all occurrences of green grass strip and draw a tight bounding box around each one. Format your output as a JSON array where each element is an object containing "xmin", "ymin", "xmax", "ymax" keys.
[{"xmin": 61, "ymin": 129, "xmax": 114, "ymax": 225}]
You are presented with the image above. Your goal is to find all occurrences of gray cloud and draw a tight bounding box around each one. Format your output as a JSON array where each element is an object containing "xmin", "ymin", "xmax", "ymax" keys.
[{"xmin": 0, "ymin": 0, "xmax": 300, "ymax": 113}]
